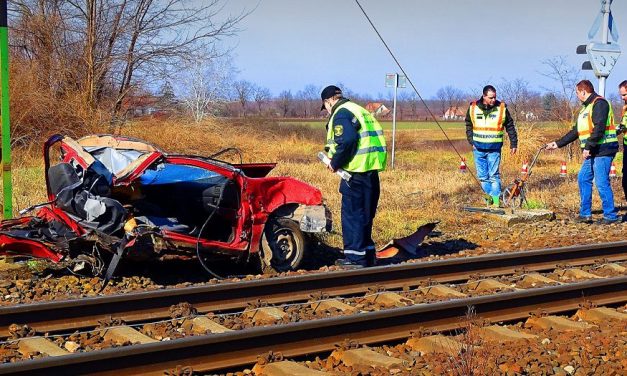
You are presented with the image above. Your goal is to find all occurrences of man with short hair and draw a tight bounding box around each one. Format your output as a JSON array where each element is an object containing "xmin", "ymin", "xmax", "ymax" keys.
[
  {"xmin": 547, "ymin": 79, "xmax": 619, "ymax": 224},
  {"xmin": 618, "ymin": 80, "xmax": 627, "ymax": 201},
  {"xmin": 465, "ymin": 85, "xmax": 517, "ymax": 207},
  {"xmin": 321, "ymin": 85, "xmax": 387, "ymax": 268}
]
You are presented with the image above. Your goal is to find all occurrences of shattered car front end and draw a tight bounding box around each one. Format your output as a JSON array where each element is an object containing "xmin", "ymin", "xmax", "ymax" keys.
[{"xmin": 0, "ymin": 134, "xmax": 332, "ymax": 279}]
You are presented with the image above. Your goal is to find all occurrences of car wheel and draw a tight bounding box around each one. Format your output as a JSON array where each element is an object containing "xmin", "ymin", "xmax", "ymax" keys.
[{"xmin": 260, "ymin": 217, "xmax": 306, "ymax": 273}]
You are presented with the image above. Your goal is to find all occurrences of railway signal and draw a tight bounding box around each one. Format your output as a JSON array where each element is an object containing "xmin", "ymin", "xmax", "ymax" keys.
[{"xmin": 577, "ymin": 0, "xmax": 621, "ymax": 96}]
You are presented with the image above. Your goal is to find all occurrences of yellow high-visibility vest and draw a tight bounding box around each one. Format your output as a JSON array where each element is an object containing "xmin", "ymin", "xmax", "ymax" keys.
[
  {"xmin": 576, "ymin": 97, "xmax": 617, "ymax": 148},
  {"xmin": 621, "ymin": 105, "xmax": 627, "ymax": 144},
  {"xmin": 325, "ymin": 102, "xmax": 387, "ymax": 172},
  {"xmin": 469, "ymin": 101, "xmax": 505, "ymax": 146}
]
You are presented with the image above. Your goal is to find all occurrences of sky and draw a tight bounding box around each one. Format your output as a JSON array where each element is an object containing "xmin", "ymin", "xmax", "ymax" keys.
[{"xmin": 219, "ymin": 0, "xmax": 627, "ymax": 99}]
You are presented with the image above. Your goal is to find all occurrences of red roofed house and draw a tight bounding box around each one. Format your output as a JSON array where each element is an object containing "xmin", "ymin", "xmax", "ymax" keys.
[
  {"xmin": 365, "ymin": 102, "xmax": 390, "ymax": 117},
  {"xmin": 443, "ymin": 106, "xmax": 465, "ymax": 120}
]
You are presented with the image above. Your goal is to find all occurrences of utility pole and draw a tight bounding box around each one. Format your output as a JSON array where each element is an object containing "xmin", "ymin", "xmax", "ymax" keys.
[
  {"xmin": 385, "ymin": 73, "xmax": 406, "ymax": 169},
  {"xmin": 577, "ymin": 0, "xmax": 621, "ymax": 96},
  {"xmin": 0, "ymin": 0, "xmax": 12, "ymax": 219}
]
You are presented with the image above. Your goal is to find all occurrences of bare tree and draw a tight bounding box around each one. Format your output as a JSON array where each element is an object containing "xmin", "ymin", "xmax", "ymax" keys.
[
  {"xmin": 540, "ymin": 56, "xmax": 582, "ymax": 160},
  {"xmin": 540, "ymin": 56, "xmax": 580, "ymax": 120},
  {"xmin": 302, "ymin": 84, "xmax": 320, "ymax": 118},
  {"xmin": 252, "ymin": 85, "xmax": 271, "ymax": 114},
  {"xmin": 277, "ymin": 90, "xmax": 293, "ymax": 117},
  {"xmin": 10, "ymin": 0, "xmax": 249, "ymax": 117},
  {"xmin": 232, "ymin": 80, "xmax": 254, "ymax": 117},
  {"xmin": 498, "ymin": 78, "xmax": 538, "ymax": 123},
  {"xmin": 435, "ymin": 85, "xmax": 465, "ymax": 118},
  {"xmin": 179, "ymin": 52, "xmax": 234, "ymax": 122}
]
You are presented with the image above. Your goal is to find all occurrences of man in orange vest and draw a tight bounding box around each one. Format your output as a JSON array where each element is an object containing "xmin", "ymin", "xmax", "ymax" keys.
[
  {"xmin": 465, "ymin": 85, "xmax": 517, "ymax": 207},
  {"xmin": 547, "ymin": 80, "xmax": 619, "ymax": 224}
]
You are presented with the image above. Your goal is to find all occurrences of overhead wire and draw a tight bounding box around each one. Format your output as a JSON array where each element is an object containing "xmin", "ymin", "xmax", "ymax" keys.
[{"xmin": 353, "ymin": 0, "xmax": 485, "ymax": 192}]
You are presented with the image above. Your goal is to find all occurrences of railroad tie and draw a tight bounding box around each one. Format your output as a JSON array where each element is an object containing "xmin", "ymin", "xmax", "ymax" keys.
[
  {"xmin": 598, "ymin": 263, "xmax": 627, "ymax": 273},
  {"xmin": 421, "ymin": 285, "xmax": 467, "ymax": 298},
  {"xmin": 364, "ymin": 292, "xmax": 411, "ymax": 308},
  {"xmin": 467, "ymin": 279, "xmax": 516, "ymax": 292},
  {"xmin": 406, "ymin": 335, "xmax": 463, "ymax": 355},
  {"xmin": 556, "ymin": 268, "xmax": 603, "ymax": 280},
  {"xmin": 17, "ymin": 337, "xmax": 69, "ymax": 357},
  {"xmin": 574, "ymin": 307, "xmax": 627, "ymax": 323},
  {"xmin": 525, "ymin": 316, "xmax": 596, "ymax": 331},
  {"xmin": 182, "ymin": 316, "xmax": 232, "ymax": 334},
  {"xmin": 476, "ymin": 325, "xmax": 538, "ymax": 342},
  {"xmin": 252, "ymin": 360, "xmax": 330, "ymax": 376},
  {"xmin": 103, "ymin": 326, "xmax": 158, "ymax": 345},
  {"xmin": 517, "ymin": 273, "xmax": 561, "ymax": 288},
  {"xmin": 309, "ymin": 299, "xmax": 356, "ymax": 313},
  {"xmin": 330, "ymin": 347, "xmax": 403, "ymax": 369},
  {"xmin": 243, "ymin": 306, "xmax": 287, "ymax": 324}
]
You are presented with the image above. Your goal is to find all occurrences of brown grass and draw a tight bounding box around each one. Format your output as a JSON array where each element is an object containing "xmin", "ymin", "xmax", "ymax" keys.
[{"xmin": 2, "ymin": 118, "xmax": 622, "ymax": 248}]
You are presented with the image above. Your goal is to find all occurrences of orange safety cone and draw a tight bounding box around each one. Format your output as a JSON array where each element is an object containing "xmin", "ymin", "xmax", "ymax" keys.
[
  {"xmin": 459, "ymin": 158, "xmax": 467, "ymax": 173},
  {"xmin": 560, "ymin": 161, "xmax": 567, "ymax": 177},
  {"xmin": 610, "ymin": 162, "xmax": 617, "ymax": 178},
  {"xmin": 520, "ymin": 160, "xmax": 529, "ymax": 175}
]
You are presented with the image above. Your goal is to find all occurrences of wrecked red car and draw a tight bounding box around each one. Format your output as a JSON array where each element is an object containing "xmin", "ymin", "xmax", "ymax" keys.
[{"xmin": 0, "ymin": 134, "xmax": 331, "ymax": 280}]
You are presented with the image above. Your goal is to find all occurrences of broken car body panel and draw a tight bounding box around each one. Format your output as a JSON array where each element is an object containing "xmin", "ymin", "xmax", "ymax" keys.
[{"xmin": 0, "ymin": 134, "xmax": 331, "ymax": 273}]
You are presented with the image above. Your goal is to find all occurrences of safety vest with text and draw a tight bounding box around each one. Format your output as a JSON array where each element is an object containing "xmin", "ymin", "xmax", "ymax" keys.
[
  {"xmin": 469, "ymin": 101, "xmax": 506, "ymax": 150},
  {"xmin": 326, "ymin": 102, "xmax": 387, "ymax": 172},
  {"xmin": 576, "ymin": 97, "xmax": 617, "ymax": 149}
]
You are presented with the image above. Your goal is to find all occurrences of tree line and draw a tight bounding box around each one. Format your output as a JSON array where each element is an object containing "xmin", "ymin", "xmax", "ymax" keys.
[{"xmin": 5, "ymin": 1, "xmax": 623, "ymax": 147}]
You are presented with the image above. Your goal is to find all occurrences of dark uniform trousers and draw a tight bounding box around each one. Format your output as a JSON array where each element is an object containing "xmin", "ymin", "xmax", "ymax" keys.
[{"xmin": 340, "ymin": 170, "xmax": 380, "ymax": 266}]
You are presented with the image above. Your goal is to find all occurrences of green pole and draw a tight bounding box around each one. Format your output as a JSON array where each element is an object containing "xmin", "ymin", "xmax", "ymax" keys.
[{"xmin": 0, "ymin": 0, "xmax": 11, "ymax": 219}]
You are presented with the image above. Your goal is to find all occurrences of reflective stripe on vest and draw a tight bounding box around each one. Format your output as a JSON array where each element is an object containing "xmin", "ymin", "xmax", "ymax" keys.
[
  {"xmin": 576, "ymin": 97, "xmax": 617, "ymax": 148},
  {"xmin": 469, "ymin": 102, "xmax": 506, "ymax": 144},
  {"xmin": 325, "ymin": 102, "xmax": 387, "ymax": 172}
]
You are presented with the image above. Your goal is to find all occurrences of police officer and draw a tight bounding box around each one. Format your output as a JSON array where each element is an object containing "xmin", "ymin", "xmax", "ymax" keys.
[
  {"xmin": 547, "ymin": 80, "xmax": 619, "ymax": 224},
  {"xmin": 321, "ymin": 85, "xmax": 387, "ymax": 268},
  {"xmin": 618, "ymin": 80, "xmax": 627, "ymax": 202},
  {"xmin": 465, "ymin": 85, "xmax": 517, "ymax": 207}
]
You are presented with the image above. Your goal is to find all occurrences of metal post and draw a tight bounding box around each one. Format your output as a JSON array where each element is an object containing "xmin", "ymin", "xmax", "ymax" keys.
[
  {"xmin": 391, "ymin": 74, "xmax": 398, "ymax": 169},
  {"xmin": 599, "ymin": 0, "xmax": 611, "ymax": 96},
  {"xmin": 0, "ymin": 0, "xmax": 11, "ymax": 219}
]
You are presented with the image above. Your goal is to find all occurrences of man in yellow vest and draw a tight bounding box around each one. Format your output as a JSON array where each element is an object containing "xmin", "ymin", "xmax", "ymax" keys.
[
  {"xmin": 618, "ymin": 80, "xmax": 627, "ymax": 204},
  {"xmin": 321, "ymin": 85, "xmax": 387, "ymax": 268},
  {"xmin": 547, "ymin": 80, "xmax": 619, "ymax": 224},
  {"xmin": 465, "ymin": 85, "xmax": 518, "ymax": 207}
]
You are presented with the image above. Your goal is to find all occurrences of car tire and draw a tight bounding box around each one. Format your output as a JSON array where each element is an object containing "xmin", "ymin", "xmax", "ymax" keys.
[{"xmin": 260, "ymin": 217, "xmax": 307, "ymax": 273}]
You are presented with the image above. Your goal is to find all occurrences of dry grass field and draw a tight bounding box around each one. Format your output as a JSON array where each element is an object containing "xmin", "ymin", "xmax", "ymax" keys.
[{"xmin": 3, "ymin": 118, "xmax": 625, "ymax": 249}]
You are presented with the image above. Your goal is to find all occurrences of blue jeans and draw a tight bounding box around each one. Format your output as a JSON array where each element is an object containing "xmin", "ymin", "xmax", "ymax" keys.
[
  {"xmin": 473, "ymin": 149, "xmax": 501, "ymax": 197},
  {"xmin": 577, "ymin": 156, "xmax": 617, "ymax": 220}
]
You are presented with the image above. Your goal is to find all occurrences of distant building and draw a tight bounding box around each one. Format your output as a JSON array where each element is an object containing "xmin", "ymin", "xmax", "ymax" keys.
[
  {"xmin": 443, "ymin": 106, "xmax": 465, "ymax": 120},
  {"xmin": 122, "ymin": 94, "xmax": 179, "ymax": 118},
  {"xmin": 521, "ymin": 111, "xmax": 538, "ymax": 121},
  {"xmin": 365, "ymin": 102, "xmax": 390, "ymax": 117}
]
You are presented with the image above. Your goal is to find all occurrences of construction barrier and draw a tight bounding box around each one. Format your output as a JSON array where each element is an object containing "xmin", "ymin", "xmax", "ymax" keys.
[
  {"xmin": 560, "ymin": 161, "xmax": 567, "ymax": 177},
  {"xmin": 459, "ymin": 158, "xmax": 467, "ymax": 173}
]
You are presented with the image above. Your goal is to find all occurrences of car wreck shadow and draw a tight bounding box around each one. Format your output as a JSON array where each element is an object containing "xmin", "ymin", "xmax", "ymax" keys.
[
  {"xmin": 302, "ymin": 235, "xmax": 479, "ymax": 270},
  {"xmin": 418, "ymin": 238, "xmax": 479, "ymax": 257},
  {"xmin": 302, "ymin": 240, "xmax": 344, "ymax": 270}
]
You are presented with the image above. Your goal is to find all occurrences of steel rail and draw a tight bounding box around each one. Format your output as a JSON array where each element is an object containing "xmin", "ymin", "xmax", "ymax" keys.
[
  {"xmin": 1, "ymin": 276, "xmax": 625, "ymax": 375},
  {"xmin": 0, "ymin": 241, "xmax": 626, "ymax": 337}
]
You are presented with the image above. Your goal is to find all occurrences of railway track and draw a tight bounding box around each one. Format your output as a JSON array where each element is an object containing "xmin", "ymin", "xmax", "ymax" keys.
[
  {"xmin": 1, "ymin": 241, "xmax": 626, "ymax": 337},
  {"xmin": 0, "ymin": 242, "xmax": 626, "ymax": 375}
]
